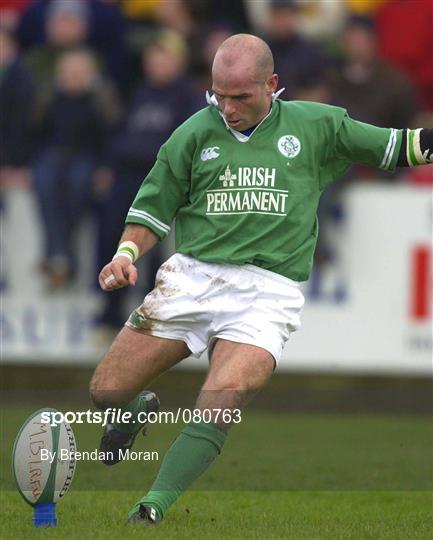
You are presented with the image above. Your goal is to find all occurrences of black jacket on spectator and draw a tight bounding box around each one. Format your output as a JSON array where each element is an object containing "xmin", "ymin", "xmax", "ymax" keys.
[
  {"xmin": 37, "ymin": 90, "xmax": 107, "ymax": 157},
  {"xmin": 109, "ymin": 76, "xmax": 200, "ymax": 171},
  {"xmin": 0, "ymin": 58, "xmax": 35, "ymax": 166}
]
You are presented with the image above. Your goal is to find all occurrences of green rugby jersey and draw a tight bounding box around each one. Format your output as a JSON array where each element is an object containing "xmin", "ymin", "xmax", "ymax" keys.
[{"xmin": 126, "ymin": 99, "xmax": 402, "ymax": 281}]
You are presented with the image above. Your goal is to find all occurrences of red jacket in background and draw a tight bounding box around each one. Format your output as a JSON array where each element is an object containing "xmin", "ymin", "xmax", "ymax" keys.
[{"xmin": 376, "ymin": 0, "xmax": 433, "ymax": 111}]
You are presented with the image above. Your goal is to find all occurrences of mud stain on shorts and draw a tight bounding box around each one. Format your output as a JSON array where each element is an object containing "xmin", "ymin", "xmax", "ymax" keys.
[
  {"xmin": 132, "ymin": 273, "xmax": 181, "ymax": 331},
  {"xmin": 134, "ymin": 302, "xmax": 159, "ymax": 331},
  {"xmin": 210, "ymin": 276, "xmax": 236, "ymax": 291},
  {"xmin": 160, "ymin": 263, "xmax": 177, "ymax": 273},
  {"xmin": 155, "ymin": 276, "xmax": 180, "ymax": 298}
]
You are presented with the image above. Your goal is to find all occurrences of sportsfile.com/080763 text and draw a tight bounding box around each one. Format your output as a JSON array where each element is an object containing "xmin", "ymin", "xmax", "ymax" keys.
[{"xmin": 40, "ymin": 408, "xmax": 242, "ymax": 427}]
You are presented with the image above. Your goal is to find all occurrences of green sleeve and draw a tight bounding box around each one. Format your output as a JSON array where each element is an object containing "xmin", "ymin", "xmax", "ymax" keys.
[
  {"xmin": 335, "ymin": 114, "xmax": 403, "ymax": 171},
  {"xmin": 125, "ymin": 129, "xmax": 194, "ymax": 239}
]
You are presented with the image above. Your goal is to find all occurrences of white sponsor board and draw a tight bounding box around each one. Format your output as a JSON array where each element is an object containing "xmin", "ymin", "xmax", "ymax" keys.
[
  {"xmin": 280, "ymin": 183, "xmax": 432, "ymax": 375},
  {"xmin": 1, "ymin": 184, "xmax": 431, "ymax": 375}
]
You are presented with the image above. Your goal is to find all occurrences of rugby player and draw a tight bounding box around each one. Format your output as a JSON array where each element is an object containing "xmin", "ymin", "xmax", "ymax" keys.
[{"xmin": 90, "ymin": 34, "xmax": 432, "ymax": 525}]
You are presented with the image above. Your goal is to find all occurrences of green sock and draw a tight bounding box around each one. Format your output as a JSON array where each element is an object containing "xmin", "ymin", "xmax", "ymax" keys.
[
  {"xmin": 128, "ymin": 421, "xmax": 227, "ymax": 520},
  {"xmin": 113, "ymin": 394, "xmax": 148, "ymax": 434}
]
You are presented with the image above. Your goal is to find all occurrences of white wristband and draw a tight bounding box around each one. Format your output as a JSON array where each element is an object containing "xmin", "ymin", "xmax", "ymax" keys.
[
  {"xmin": 112, "ymin": 241, "xmax": 139, "ymax": 263},
  {"xmin": 112, "ymin": 252, "xmax": 133, "ymax": 263}
]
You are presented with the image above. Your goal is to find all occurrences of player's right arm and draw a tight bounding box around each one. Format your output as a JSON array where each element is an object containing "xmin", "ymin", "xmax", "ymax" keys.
[
  {"xmin": 98, "ymin": 110, "xmax": 199, "ymax": 292},
  {"xmin": 98, "ymin": 224, "xmax": 158, "ymax": 291}
]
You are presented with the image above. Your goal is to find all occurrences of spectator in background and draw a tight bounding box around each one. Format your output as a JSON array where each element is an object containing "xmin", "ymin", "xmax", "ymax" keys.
[
  {"xmin": 313, "ymin": 15, "xmax": 421, "ymax": 289},
  {"xmin": 86, "ymin": 0, "xmax": 127, "ymax": 93},
  {"xmin": 32, "ymin": 49, "xmax": 120, "ymax": 290},
  {"xmin": 155, "ymin": 0, "xmax": 206, "ymax": 37},
  {"xmin": 18, "ymin": 0, "xmax": 127, "ymax": 94},
  {"xmin": 206, "ymin": 0, "xmax": 250, "ymax": 32},
  {"xmin": 265, "ymin": 0, "xmax": 329, "ymax": 101},
  {"xmin": 192, "ymin": 23, "xmax": 236, "ymax": 93},
  {"xmin": 331, "ymin": 16, "xmax": 420, "ymax": 131},
  {"xmin": 0, "ymin": 1, "xmax": 33, "ymax": 32},
  {"xmin": 23, "ymin": 0, "xmax": 90, "ymax": 103},
  {"xmin": 375, "ymin": 0, "xmax": 433, "ymax": 112},
  {"xmin": 292, "ymin": 0, "xmax": 346, "ymax": 40},
  {"xmin": 329, "ymin": 15, "xmax": 420, "ymax": 184},
  {"xmin": 115, "ymin": 0, "xmax": 163, "ymax": 96},
  {"xmin": 95, "ymin": 29, "xmax": 201, "ymax": 332},
  {"xmin": 188, "ymin": 0, "xmax": 251, "ymax": 90},
  {"xmin": 155, "ymin": 0, "xmax": 208, "ymax": 79},
  {"xmin": 119, "ymin": 0, "xmax": 162, "ymax": 25},
  {"xmin": 0, "ymin": 29, "xmax": 35, "ymax": 188},
  {"xmin": 344, "ymin": 0, "xmax": 389, "ymax": 16}
]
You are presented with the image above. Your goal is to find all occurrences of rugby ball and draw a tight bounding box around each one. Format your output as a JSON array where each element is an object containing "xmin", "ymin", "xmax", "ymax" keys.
[{"xmin": 12, "ymin": 408, "xmax": 76, "ymax": 506}]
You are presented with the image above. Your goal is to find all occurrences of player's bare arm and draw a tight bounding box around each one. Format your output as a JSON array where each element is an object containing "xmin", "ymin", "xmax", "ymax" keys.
[{"xmin": 98, "ymin": 224, "xmax": 159, "ymax": 291}]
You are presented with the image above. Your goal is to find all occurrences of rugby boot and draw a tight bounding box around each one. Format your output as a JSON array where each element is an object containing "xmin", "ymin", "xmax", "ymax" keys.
[
  {"xmin": 99, "ymin": 390, "xmax": 159, "ymax": 465},
  {"xmin": 127, "ymin": 504, "xmax": 161, "ymax": 526}
]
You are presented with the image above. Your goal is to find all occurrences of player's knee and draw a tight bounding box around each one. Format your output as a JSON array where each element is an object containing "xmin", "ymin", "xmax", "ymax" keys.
[
  {"xmin": 89, "ymin": 386, "xmax": 132, "ymax": 410},
  {"xmin": 89, "ymin": 379, "xmax": 111, "ymax": 410},
  {"xmin": 198, "ymin": 383, "xmax": 257, "ymax": 414},
  {"xmin": 208, "ymin": 374, "xmax": 266, "ymax": 394},
  {"xmin": 89, "ymin": 387, "xmax": 109, "ymax": 410},
  {"xmin": 89, "ymin": 372, "xmax": 129, "ymax": 410}
]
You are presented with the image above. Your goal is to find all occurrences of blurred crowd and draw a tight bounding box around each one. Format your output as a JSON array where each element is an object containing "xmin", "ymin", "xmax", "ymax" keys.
[{"xmin": 1, "ymin": 0, "xmax": 432, "ymax": 328}]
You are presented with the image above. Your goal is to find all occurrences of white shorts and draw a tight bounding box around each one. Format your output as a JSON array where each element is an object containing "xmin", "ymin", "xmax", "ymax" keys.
[{"xmin": 126, "ymin": 253, "xmax": 305, "ymax": 364}]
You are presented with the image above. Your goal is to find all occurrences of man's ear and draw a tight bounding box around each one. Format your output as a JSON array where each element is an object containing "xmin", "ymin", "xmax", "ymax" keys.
[{"xmin": 266, "ymin": 73, "xmax": 279, "ymax": 94}]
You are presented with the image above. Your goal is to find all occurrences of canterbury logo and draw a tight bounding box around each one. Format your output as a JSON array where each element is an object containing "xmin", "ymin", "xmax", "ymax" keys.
[
  {"xmin": 422, "ymin": 148, "xmax": 433, "ymax": 163},
  {"xmin": 201, "ymin": 146, "xmax": 220, "ymax": 161}
]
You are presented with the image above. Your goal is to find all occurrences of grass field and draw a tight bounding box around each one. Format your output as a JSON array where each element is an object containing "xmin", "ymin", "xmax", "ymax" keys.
[
  {"xmin": 1, "ymin": 490, "xmax": 431, "ymax": 539},
  {"xmin": 1, "ymin": 403, "xmax": 431, "ymax": 539}
]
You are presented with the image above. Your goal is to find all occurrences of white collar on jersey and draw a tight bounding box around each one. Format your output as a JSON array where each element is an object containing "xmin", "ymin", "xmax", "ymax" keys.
[{"xmin": 205, "ymin": 88, "xmax": 285, "ymax": 143}]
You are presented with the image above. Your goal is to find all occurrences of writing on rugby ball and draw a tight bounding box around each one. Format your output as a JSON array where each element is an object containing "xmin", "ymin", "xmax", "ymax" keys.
[{"xmin": 12, "ymin": 408, "xmax": 76, "ymax": 506}]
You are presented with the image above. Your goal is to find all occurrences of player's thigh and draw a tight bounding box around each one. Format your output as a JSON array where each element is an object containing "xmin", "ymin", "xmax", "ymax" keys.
[
  {"xmin": 195, "ymin": 339, "xmax": 275, "ymax": 420},
  {"xmin": 90, "ymin": 326, "xmax": 190, "ymax": 406}
]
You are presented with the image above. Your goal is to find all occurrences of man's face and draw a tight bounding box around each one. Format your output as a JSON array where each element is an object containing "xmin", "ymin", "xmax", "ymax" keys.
[
  {"xmin": 57, "ymin": 54, "xmax": 96, "ymax": 96},
  {"xmin": 343, "ymin": 27, "xmax": 376, "ymax": 64},
  {"xmin": 212, "ymin": 61, "xmax": 278, "ymax": 131},
  {"xmin": 143, "ymin": 45, "xmax": 184, "ymax": 86}
]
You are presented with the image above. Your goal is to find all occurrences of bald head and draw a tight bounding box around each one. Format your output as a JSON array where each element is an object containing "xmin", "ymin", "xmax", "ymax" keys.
[
  {"xmin": 211, "ymin": 34, "xmax": 278, "ymax": 131},
  {"xmin": 212, "ymin": 34, "xmax": 274, "ymax": 82}
]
